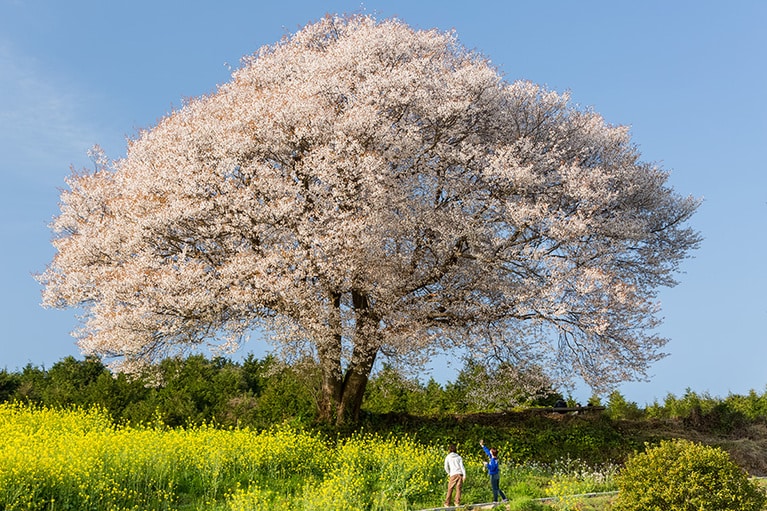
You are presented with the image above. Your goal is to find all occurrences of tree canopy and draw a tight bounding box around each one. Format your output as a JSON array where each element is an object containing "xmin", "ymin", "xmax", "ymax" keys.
[{"xmin": 40, "ymin": 14, "xmax": 700, "ymax": 423}]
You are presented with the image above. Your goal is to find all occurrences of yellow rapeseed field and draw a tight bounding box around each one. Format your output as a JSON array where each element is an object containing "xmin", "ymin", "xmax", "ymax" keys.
[{"xmin": 0, "ymin": 403, "xmax": 445, "ymax": 510}]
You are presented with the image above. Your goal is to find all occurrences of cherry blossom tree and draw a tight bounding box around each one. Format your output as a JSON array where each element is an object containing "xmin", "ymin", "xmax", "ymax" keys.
[{"xmin": 40, "ymin": 15, "xmax": 700, "ymax": 424}]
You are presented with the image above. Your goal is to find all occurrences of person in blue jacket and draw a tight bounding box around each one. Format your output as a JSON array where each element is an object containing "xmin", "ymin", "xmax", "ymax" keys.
[{"xmin": 480, "ymin": 439, "xmax": 508, "ymax": 503}]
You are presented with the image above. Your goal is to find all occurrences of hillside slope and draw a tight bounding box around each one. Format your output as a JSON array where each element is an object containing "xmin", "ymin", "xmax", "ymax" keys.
[{"xmin": 359, "ymin": 410, "xmax": 767, "ymax": 476}]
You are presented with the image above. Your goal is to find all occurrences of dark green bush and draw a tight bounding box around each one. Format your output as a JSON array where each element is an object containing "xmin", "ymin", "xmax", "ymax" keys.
[{"xmin": 613, "ymin": 438, "xmax": 766, "ymax": 511}]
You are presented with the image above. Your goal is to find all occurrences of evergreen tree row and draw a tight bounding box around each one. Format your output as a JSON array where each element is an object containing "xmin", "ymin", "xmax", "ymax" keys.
[
  {"xmin": 3, "ymin": 354, "xmax": 766, "ymax": 432},
  {"xmin": 0, "ymin": 355, "xmax": 561, "ymax": 428}
]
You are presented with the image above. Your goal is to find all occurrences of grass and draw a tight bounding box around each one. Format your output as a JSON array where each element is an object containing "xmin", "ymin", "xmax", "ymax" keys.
[
  {"xmin": 549, "ymin": 494, "xmax": 615, "ymax": 510},
  {"xmin": 3, "ymin": 403, "xmax": 766, "ymax": 510},
  {"xmin": 0, "ymin": 404, "xmax": 625, "ymax": 511}
]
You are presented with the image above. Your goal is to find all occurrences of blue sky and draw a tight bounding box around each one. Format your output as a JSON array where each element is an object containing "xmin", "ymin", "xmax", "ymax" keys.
[{"xmin": 1, "ymin": 0, "xmax": 765, "ymax": 405}]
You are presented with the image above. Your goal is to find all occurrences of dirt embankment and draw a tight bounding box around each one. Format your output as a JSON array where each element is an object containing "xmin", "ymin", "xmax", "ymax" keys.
[{"xmin": 623, "ymin": 418, "xmax": 767, "ymax": 476}]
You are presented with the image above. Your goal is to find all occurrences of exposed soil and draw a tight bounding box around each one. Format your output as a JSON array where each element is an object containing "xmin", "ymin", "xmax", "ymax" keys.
[{"xmin": 619, "ymin": 418, "xmax": 767, "ymax": 476}]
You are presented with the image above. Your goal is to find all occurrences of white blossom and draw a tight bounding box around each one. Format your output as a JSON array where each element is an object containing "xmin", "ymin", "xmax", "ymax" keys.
[{"xmin": 39, "ymin": 14, "xmax": 700, "ymax": 422}]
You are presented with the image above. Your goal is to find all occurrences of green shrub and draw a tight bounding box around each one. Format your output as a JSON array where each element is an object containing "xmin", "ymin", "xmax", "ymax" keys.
[
  {"xmin": 506, "ymin": 496, "xmax": 546, "ymax": 510},
  {"xmin": 613, "ymin": 438, "xmax": 766, "ymax": 511}
]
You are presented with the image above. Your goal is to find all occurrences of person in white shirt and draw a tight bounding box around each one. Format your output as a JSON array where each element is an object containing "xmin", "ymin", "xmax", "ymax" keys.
[{"xmin": 443, "ymin": 444, "xmax": 466, "ymax": 507}]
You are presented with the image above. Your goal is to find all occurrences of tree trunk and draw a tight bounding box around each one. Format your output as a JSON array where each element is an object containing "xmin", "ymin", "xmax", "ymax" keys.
[
  {"xmin": 334, "ymin": 290, "xmax": 380, "ymax": 425},
  {"xmin": 316, "ymin": 292, "xmax": 344, "ymax": 424},
  {"xmin": 336, "ymin": 345, "xmax": 378, "ymax": 425},
  {"xmin": 313, "ymin": 290, "xmax": 381, "ymax": 425},
  {"xmin": 317, "ymin": 343, "xmax": 344, "ymax": 423}
]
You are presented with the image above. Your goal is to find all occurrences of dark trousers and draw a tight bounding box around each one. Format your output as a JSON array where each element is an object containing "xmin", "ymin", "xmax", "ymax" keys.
[{"xmin": 490, "ymin": 472, "xmax": 507, "ymax": 502}]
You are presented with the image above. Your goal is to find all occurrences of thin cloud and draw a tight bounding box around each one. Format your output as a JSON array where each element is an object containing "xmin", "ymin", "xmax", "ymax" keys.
[{"xmin": 0, "ymin": 41, "xmax": 98, "ymax": 179}]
